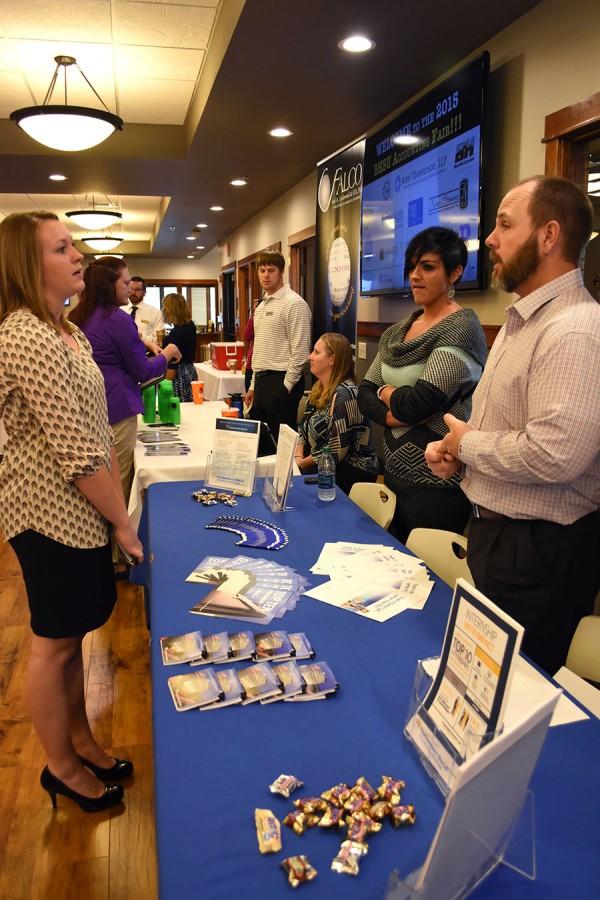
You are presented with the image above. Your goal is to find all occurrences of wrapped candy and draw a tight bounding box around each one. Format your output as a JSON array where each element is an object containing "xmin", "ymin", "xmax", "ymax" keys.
[{"xmin": 281, "ymin": 855, "xmax": 317, "ymax": 888}]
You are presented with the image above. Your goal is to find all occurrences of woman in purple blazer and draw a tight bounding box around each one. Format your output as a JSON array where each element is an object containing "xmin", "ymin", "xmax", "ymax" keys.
[{"xmin": 69, "ymin": 258, "xmax": 180, "ymax": 569}]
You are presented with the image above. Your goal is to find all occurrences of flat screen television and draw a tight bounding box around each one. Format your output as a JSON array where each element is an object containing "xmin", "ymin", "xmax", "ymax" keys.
[{"xmin": 360, "ymin": 52, "xmax": 489, "ymax": 296}]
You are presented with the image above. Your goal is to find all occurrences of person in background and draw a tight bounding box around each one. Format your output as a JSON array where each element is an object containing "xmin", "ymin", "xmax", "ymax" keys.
[
  {"xmin": 358, "ymin": 226, "xmax": 487, "ymax": 543},
  {"xmin": 125, "ymin": 275, "xmax": 164, "ymax": 345},
  {"xmin": 245, "ymin": 250, "xmax": 311, "ymax": 440},
  {"xmin": 243, "ymin": 297, "xmax": 261, "ymax": 392},
  {"xmin": 0, "ymin": 211, "xmax": 143, "ymax": 811},
  {"xmin": 69, "ymin": 258, "xmax": 180, "ymax": 570},
  {"xmin": 426, "ymin": 176, "xmax": 600, "ymax": 675},
  {"xmin": 296, "ymin": 332, "xmax": 378, "ymax": 493},
  {"xmin": 162, "ymin": 292, "xmax": 198, "ymax": 402}
]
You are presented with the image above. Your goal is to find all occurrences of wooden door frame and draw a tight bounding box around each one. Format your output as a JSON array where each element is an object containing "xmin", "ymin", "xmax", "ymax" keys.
[
  {"xmin": 289, "ymin": 226, "xmax": 316, "ymax": 294},
  {"xmin": 543, "ymin": 90, "xmax": 600, "ymax": 182}
]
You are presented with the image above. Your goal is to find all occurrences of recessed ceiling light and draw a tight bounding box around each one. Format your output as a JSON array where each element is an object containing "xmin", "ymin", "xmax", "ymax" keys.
[
  {"xmin": 269, "ymin": 127, "xmax": 293, "ymax": 138},
  {"xmin": 196, "ymin": 245, "xmax": 205, "ymax": 250},
  {"xmin": 230, "ymin": 178, "xmax": 247, "ymax": 187},
  {"xmin": 186, "ymin": 236, "xmax": 195, "ymax": 240},
  {"xmin": 209, "ymin": 206, "xmax": 223, "ymax": 211},
  {"xmin": 338, "ymin": 35, "xmax": 375, "ymax": 53},
  {"xmin": 49, "ymin": 173, "xmax": 67, "ymax": 181},
  {"xmin": 195, "ymin": 223, "xmax": 208, "ymax": 228},
  {"xmin": 186, "ymin": 254, "xmax": 195, "ymax": 259},
  {"xmin": 393, "ymin": 134, "xmax": 420, "ymax": 146}
]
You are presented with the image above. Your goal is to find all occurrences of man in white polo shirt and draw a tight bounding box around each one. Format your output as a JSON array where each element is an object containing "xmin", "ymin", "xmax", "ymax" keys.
[
  {"xmin": 126, "ymin": 276, "xmax": 164, "ymax": 347},
  {"xmin": 245, "ymin": 250, "xmax": 311, "ymax": 440}
]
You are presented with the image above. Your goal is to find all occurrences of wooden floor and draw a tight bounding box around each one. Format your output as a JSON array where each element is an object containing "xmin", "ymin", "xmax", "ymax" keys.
[{"xmin": 0, "ymin": 538, "xmax": 157, "ymax": 900}]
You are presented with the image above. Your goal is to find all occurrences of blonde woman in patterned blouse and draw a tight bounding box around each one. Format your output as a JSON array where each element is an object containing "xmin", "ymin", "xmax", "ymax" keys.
[{"xmin": 0, "ymin": 211, "xmax": 142, "ymax": 812}]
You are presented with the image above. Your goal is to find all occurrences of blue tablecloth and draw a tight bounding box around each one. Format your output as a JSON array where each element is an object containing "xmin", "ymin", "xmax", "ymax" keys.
[{"xmin": 145, "ymin": 478, "xmax": 600, "ymax": 899}]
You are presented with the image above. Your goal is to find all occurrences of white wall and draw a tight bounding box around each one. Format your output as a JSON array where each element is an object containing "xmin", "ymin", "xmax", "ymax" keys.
[{"xmin": 219, "ymin": 0, "xmax": 600, "ymax": 326}]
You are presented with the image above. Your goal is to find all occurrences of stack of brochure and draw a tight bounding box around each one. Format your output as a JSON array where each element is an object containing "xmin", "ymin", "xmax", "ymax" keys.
[
  {"xmin": 160, "ymin": 629, "xmax": 315, "ymax": 667},
  {"xmin": 167, "ymin": 658, "xmax": 339, "ymax": 711},
  {"xmin": 185, "ymin": 555, "xmax": 310, "ymax": 624},
  {"xmin": 305, "ymin": 541, "xmax": 434, "ymax": 623}
]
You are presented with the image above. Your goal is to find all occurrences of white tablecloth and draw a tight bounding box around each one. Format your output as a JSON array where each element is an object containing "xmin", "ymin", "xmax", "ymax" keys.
[
  {"xmin": 193, "ymin": 362, "xmax": 245, "ymax": 401},
  {"xmin": 128, "ymin": 402, "xmax": 278, "ymax": 528}
]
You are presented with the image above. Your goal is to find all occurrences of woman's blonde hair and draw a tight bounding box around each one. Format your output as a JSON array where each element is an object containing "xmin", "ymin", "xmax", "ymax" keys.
[
  {"xmin": 0, "ymin": 210, "xmax": 73, "ymax": 331},
  {"xmin": 163, "ymin": 292, "xmax": 191, "ymax": 326},
  {"xmin": 308, "ymin": 332, "xmax": 355, "ymax": 409}
]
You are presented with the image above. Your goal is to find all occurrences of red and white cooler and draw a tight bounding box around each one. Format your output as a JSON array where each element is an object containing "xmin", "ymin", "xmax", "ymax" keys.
[{"xmin": 210, "ymin": 341, "xmax": 245, "ymax": 371}]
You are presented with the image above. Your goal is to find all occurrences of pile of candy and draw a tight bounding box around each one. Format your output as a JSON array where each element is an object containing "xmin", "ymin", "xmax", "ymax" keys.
[
  {"xmin": 191, "ymin": 488, "xmax": 238, "ymax": 507},
  {"xmin": 264, "ymin": 773, "xmax": 416, "ymax": 887}
]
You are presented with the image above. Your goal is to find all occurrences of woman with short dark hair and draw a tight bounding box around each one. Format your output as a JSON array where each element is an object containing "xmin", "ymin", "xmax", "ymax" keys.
[{"xmin": 358, "ymin": 226, "xmax": 487, "ymax": 542}]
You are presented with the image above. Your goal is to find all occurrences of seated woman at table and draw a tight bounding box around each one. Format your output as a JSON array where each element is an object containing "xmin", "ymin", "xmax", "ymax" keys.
[
  {"xmin": 296, "ymin": 333, "xmax": 378, "ymax": 494},
  {"xmin": 358, "ymin": 226, "xmax": 487, "ymax": 543},
  {"xmin": 0, "ymin": 211, "xmax": 143, "ymax": 811},
  {"xmin": 69, "ymin": 258, "xmax": 181, "ymax": 555},
  {"xmin": 162, "ymin": 292, "xmax": 198, "ymax": 403}
]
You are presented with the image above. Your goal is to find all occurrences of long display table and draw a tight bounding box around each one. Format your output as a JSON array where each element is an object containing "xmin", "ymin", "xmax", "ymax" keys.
[{"xmin": 145, "ymin": 478, "xmax": 600, "ymax": 899}]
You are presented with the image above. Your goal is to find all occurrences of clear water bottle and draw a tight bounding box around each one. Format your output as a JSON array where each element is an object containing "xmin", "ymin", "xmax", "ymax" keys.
[{"xmin": 318, "ymin": 446, "xmax": 336, "ymax": 502}]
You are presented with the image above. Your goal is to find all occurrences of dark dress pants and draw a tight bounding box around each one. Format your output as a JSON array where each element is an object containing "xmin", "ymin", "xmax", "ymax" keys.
[
  {"xmin": 249, "ymin": 371, "xmax": 304, "ymax": 441},
  {"xmin": 467, "ymin": 509, "xmax": 600, "ymax": 675}
]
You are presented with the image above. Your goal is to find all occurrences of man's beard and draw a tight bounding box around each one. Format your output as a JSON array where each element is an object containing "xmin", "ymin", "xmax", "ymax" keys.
[{"xmin": 491, "ymin": 232, "xmax": 540, "ymax": 294}]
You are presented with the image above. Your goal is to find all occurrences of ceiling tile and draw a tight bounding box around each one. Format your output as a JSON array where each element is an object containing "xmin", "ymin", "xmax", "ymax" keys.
[
  {"xmin": 117, "ymin": 78, "xmax": 195, "ymax": 124},
  {"xmin": 0, "ymin": 1, "xmax": 113, "ymax": 43},
  {"xmin": 0, "ymin": 73, "xmax": 32, "ymax": 116},
  {"xmin": 113, "ymin": 1, "xmax": 215, "ymax": 49},
  {"xmin": 115, "ymin": 44, "xmax": 204, "ymax": 81}
]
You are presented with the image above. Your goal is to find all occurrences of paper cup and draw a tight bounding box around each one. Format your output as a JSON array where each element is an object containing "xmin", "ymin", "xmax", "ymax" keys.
[
  {"xmin": 221, "ymin": 408, "xmax": 239, "ymax": 418},
  {"xmin": 191, "ymin": 382, "xmax": 204, "ymax": 404}
]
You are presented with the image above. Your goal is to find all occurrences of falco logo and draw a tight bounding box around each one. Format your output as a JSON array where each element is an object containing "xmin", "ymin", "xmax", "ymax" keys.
[{"xmin": 318, "ymin": 163, "xmax": 363, "ymax": 212}]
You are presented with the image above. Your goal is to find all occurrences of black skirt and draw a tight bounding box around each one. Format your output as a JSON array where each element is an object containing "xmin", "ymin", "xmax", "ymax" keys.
[{"xmin": 9, "ymin": 530, "xmax": 117, "ymax": 638}]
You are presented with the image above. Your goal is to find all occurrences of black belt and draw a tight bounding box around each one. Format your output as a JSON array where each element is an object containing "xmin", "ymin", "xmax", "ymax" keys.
[
  {"xmin": 255, "ymin": 370, "xmax": 286, "ymax": 379},
  {"xmin": 471, "ymin": 503, "xmax": 509, "ymax": 521}
]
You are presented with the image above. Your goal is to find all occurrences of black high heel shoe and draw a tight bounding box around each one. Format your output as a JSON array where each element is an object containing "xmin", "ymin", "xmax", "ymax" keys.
[
  {"xmin": 78, "ymin": 755, "xmax": 133, "ymax": 782},
  {"xmin": 40, "ymin": 766, "xmax": 124, "ymax": 812}
]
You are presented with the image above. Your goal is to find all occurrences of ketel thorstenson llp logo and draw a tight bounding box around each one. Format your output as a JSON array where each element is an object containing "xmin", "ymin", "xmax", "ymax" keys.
[{"xmin": 318, "ymin": 162, "xmax": 363, "ymax": 213}]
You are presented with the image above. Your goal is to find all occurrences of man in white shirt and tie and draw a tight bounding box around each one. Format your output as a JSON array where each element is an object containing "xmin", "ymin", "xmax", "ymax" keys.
[{"xmin": 126, "ymin": 276, "xmax": 164, "ymax": 349}]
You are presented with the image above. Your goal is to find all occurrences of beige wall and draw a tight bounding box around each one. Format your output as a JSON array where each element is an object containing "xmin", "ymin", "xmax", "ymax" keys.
[{"xmin": 219, "ymin": 0, "xmax": 600, "ymax": 327}]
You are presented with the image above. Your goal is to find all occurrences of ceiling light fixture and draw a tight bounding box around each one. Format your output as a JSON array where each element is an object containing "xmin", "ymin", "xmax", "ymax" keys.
[
  {"xmin": 66, "ymin": 197, "xmax": 122, "ymax": 230},
  {"xmin": 49, "ymin": 173, "xmax": 67, "ymax": 181},
  {"xmin": 82, "ymin": 235, "xmax": 124, "ymax": 252},
  {"xmin": 94, "ymin": 253, "xmax": 123, "ymax": 260},
  {"xmin": 269, "ymin": 127, "xmax": 293, "ymax": 138},
  {"xmin": 230, "ymin": 178, "xmax": 247, "ymax": 187},
  {"xmin": 186, "ymin": 254, "xmax": 195, "ymax": 259},
  {"xmin": 209, "ymin": 206, "xmax": 223, "ymax": 211},
  {"xmin": 10, "ymin": 55, "xmax": 123, "ymax": 152},
  {"xmin": 186, "ymin": 236, "xmax": 196, "ymax": 241},
  {"xmin": 338, "ymin": 35, "xmax": 375, "ymax": 53},
  {"xmin": 195, "ymin": 223, "xmax": 208, "ymax": 228},
  {"xmin": 196, "ymin": 245, "xmax": 205, "ymax": 250}
]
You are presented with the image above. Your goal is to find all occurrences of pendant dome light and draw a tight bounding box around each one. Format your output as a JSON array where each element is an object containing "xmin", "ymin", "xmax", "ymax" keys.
[{"xmin": 10, "ymin": 56, "xmax": 123, "ymax": 152}]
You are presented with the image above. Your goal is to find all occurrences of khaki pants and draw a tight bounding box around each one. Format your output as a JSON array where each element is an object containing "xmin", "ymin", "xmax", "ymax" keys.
[{"xmin": 110, "ymin": 415, "xmax": 138, "ymax": 563}]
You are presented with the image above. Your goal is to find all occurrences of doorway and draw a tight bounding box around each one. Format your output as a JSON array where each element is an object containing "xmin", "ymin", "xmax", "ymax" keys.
[{"xmin": 222, "ymin": 268, "xmax": 236, "ymax": 341}]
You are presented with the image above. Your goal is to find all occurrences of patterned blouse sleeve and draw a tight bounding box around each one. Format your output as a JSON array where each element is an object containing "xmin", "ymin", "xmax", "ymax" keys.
[
  {"xmin": 308, "ymin": 384, "xmax": 358, "ymax": 464},
  {"xmin": 0, "ymin": 316, "xmax": 110, "ymax": 481}
]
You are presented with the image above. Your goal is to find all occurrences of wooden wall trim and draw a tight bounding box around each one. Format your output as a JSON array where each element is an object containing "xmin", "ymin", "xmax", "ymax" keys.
[
  {"xmin": 357, "ymin": 321, "xmax": 394, "ymax": 338},
  {"xmin": 288, "ymin": 225, "xmax": 316, "ymax": 246},
  {"xmin": 358, "ymin": 321, "xmax": 502, "ymax": 348},
  {"xmin": 544, "ymin": 91, "xmax": 600, "ymax": 142}
]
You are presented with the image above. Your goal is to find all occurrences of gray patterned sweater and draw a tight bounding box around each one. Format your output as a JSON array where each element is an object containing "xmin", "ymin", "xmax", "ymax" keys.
[{"xmin": 358, "ymin": 308, "xmax": 487, "ymax": 488}]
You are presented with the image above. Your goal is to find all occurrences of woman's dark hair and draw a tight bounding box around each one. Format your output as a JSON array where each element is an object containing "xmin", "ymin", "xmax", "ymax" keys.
[
  {"xmin": 404, "ymin": 227, "xmax": 468, "ymax": 282},
  {"xmin": 68, "ymin": 257, "xmax": 125, "ymax": 327}
]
